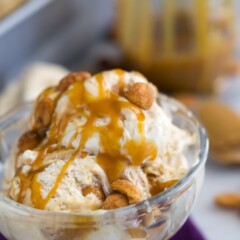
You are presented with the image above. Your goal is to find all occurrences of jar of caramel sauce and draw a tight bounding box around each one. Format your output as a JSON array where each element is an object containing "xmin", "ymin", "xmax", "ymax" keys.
[{"xmin": 116, "ymin": 0, "xmax": 235, "ymax": 92}]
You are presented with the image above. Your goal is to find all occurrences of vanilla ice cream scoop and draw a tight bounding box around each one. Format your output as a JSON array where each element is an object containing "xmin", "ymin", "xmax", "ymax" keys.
[
  {"xmin": 10, "ymin": 150, "xmax": 110, "ymax": 212},
  {"xmin": 9, "ymin": 69, "xmax": 193, "ymax": 212}
]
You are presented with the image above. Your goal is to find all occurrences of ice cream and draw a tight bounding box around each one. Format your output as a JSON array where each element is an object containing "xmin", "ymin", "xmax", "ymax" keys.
[
  {"xmin": 0, "ymin": 62, "xmax": 69, "ymax": 116},
  {"xmin": 8, "ymin": 69, "xmax": 193, "ymax": 212}
]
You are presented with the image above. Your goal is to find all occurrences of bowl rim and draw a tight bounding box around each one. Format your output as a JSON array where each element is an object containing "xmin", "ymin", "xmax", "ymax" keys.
[{"xmin": 0, "ymin": 94, "xmax": 209, "ymax": 218}]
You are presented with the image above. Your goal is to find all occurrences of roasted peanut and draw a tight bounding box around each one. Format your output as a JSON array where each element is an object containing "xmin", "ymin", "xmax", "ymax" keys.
[
  {"xmin": 57, "ymin": 72, "xmax": 91, "ymax": 91},
  {"xmin": 126, "ymin": 82, "xmax": 155, "ymax": 110},
  {"xmin": 34, "ymin": 97, "xmax": 54, "ymax": 129},
  {"xmin": 18, "ymin": 130, "xmax": 41, "ymax": 152},
  {"xmin": 102, "ymin": 193, "xmax": 129, "ymax": 209},
  {"xmin": 111, "ymin": 179, "xmax": 142, "ymax": 204},
  {"xmin": 82, "ymin": 186, "xmax": 105, "ymax": 201}
]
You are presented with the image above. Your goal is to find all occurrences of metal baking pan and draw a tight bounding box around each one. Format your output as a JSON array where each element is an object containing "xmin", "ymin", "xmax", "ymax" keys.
[{"xmin": 0, "ymin": 0, "xmax": 114, "ymax": 89}]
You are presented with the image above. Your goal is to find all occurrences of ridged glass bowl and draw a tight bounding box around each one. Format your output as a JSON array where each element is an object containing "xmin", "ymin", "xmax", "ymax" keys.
[{"xmin": 0, "ymin": 94, "xmax": 208, "ymax": 240}]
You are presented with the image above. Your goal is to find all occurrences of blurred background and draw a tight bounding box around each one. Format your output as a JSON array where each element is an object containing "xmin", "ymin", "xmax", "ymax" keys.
[{"xmin": 0, "ymin": 0, "xmax": 239, "ymax": 239}]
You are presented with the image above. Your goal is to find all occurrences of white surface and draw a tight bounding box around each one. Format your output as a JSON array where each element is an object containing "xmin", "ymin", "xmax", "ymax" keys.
[
  {"xmin": 192, "ymin": 77, "xmax": 240, "ymax": 240},
  {"xmin": 192, "ymin": 160, "xmax": 240, "ymax": 240}
]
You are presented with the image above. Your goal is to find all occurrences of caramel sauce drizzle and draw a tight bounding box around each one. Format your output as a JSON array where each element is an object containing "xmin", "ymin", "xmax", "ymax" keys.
[
  {"xmin": 16, "ymin": 69, "xmax": 158, "ymax": 209},
  {"xmin": 150, "ymin": 179, "xmax": 178, "ymax": 196}
]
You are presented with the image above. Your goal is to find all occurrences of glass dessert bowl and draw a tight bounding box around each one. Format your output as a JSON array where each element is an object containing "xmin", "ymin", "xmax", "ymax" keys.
[{"xmin": 0, "ymin": 70, "xmax": 208, "ymax": 240}]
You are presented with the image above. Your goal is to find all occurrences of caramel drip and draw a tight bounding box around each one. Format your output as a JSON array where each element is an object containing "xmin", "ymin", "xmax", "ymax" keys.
[
  {"xmin": 125, "ymin": 139, "xmax": 158, "ymax": 166},
  {"xmin": 17, "ymin": 165, "xmax": 47, "ymax": 203},
  {"xmin": 31, "ymin": 174, "xmax": 43, "ymax": 207},
  {"xmin": 150, "ymin": 179, "xmax": 178, "ymax": 196},
  {"xmin": 96, "ymin": 73, "xmax": 105, "ymax": 98},
  {"xmin": 17, "ymin": 172, "xmax": 31, "ymax": 203},
  {"xmin": 16, "ymin": 70, "xmax": 158, "ymax": 209},
  {"xmin": 115, "ymin": 69, "xmax": 126, "ymax": 94},
  {"xmin": 97, "ymin": 154, "xmax": 128, "ymax": 182},
  {"xmin": 32, "ymin": 143, "xmax": 54, "ymax": 169},
  {"xmin": 31, "ymin": 153, "xmax": 77, "ymax": 209}
]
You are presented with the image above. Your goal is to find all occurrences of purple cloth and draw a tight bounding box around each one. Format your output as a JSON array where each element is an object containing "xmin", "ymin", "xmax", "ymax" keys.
[
  {"xmin": 0, "ymin": 234, "xmax": 5, "ymax": 240},
  {"xmin": 0, "ymin": 218, "xmax": 205, "ymax": 240},
  {"xmin": 171, "ymin": 218, "xmax": 206, "ymax": 240}
]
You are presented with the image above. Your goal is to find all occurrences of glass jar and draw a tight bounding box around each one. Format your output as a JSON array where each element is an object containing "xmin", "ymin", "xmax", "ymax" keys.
[
  {"xmin": 0, "ymin": 95, "xmax": 208, "ymax": 240},
  {"xmin": 115, "ymin": 0, "xmax": 235, "ymax": 92}
]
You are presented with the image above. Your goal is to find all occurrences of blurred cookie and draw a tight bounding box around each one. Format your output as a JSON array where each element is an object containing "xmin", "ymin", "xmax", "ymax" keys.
[
  {"xmin": 215, "ymin": 193, "xmax": 240, "ymax": 209},
  {"xmin": 198, "ymin": 99, "xmax": 240, "ymax": 164},
  {"xmin": 211, "ymin": 148, "xmax": 240, "ymax": 165},
  {"xmin": 198, "ymin": 100, "xmax": 240, "ymax": 148}
]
